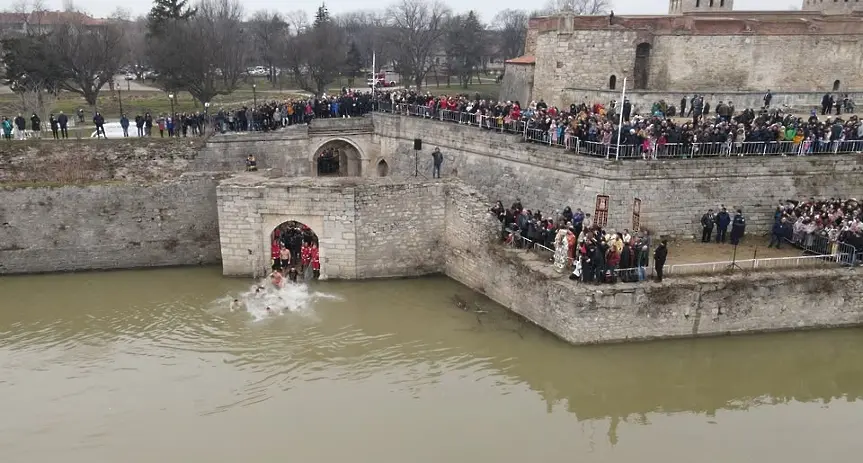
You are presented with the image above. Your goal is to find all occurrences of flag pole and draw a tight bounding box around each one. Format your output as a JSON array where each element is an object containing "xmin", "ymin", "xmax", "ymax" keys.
[
  {"xmin": 614, "ymin": 77, "xmax": 627, "ymax": 161},
  {"xmin": 371, "ymin": 51, "xmax": 376, "ymax": 101}
]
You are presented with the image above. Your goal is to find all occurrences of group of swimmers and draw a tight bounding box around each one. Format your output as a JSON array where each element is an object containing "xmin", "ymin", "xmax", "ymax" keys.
[{"xmin": 269, "ymin": 224, "xmax": 321, "ymax": 289}]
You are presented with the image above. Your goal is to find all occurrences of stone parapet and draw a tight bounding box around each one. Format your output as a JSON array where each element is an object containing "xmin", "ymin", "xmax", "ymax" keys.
[{"xmin": 443, "ymin": 180, "xmax": 863, "ymax": 344}]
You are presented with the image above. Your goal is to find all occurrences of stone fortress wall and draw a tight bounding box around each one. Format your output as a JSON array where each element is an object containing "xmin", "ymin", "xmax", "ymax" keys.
[
  {"xmin": 505, "ymin": 6, "xmax": 863, "ymax": 111},
  {"xmin": 2, "ymin": 115, "xmax": 863, "ymax": 344},
  {"xmin": 444, "ymin": 180, "xmax": 863, "ymax": 344},
  {"xmin": 372, "ymin": 113, "xmax": 863, "ymax": 239},
  {"xmin": 0, "ymin": 174, "xmax": 222, "ymax": 274},
  {"xmin": 217, "ymin": 176, "xmax": 445, "ymax": 279},
  {"xmin": 3, "ymin": 112, "xmax": 861, "ymax": 277}
]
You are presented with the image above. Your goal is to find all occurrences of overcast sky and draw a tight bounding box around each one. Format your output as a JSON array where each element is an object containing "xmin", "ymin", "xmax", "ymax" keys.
[{"xmin": 28, "ymin": 0, "xmax": 802, "ymax": 20}]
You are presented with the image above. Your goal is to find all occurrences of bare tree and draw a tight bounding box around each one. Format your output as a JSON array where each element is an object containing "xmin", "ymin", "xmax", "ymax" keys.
[
  {"xmin": 50, "ymin": 12, "xmax": 126, "ymax": 111},
  {"xmin": 338, "ymin": 11, "xmax": 394, "ymax": 71},
  {"xmin": 147, "ymin": 0, "xmax": 248, "ymax": 104},
  {"xmin": 540, "ymin": 0, "xmax": 611, "ymax": 15},
  {"xmin": 491, "ymin": 9, "xmax": 528, "ymax": 60},
  {"xmin": 283, "ymin": 9, "xmax": 309, "ymax": 35},
  {"xmin": 249, "ymin": 10, "xmax": 288, "ymax": 84},
  {"xmin": 386, "ymin": 0, "xmax": 450, "ymax": 91},
  {"xmin": 283, "ymin": 13, "xmax": 347, "ymax": 96}
]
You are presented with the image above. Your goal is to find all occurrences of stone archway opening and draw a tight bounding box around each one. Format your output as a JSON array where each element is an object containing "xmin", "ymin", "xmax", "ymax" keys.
[
  {"xmin": 376, "ymin": 159, "xmax": 389, "ymax": 177},
  {"xmin": 609, "ymin": 75, "xmax": 617, "ymax": 90},
  {"xmin": 833, "ymin": 79, "xmax": 841, "ymax": 91},
  {"xmin": 269, "ymin": 220, "xmax": 320, "ymax": 277},
  {"xmin": 315, "ymin": 139, "xmax": 362, "ymax": 177}
]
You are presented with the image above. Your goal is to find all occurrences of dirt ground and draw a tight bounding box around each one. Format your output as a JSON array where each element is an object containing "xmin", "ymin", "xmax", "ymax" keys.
[{"xmin": 665, "ymin": 238, "xmax": 801, "ymax": 266}]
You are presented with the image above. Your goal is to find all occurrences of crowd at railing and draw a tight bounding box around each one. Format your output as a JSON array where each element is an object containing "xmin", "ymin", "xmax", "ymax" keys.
[
  {"xmin": 371, "ymin": 90, "xmax": 863, "ymax": 160},
  {"xmin": 490, "ymin": 196, "xmax": 860, "ymax": 284},
  {"xmin": 774, "ymin": 198, "xmax": 863, "ymax": 265}
]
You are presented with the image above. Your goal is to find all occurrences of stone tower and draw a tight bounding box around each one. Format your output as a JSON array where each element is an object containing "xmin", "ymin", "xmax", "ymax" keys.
[
  {"xmin": 668, "ymin": 0, "xmax": 734, "ymax": 14},
  {"xmin": 801, "ymin": 0, "xmax": 863, "ymax": 15}
]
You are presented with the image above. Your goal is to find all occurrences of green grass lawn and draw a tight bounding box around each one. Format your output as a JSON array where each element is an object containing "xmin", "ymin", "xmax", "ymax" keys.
[{"xmin": 0, "ymin": 73, "xmax": 501, "ymax": 122}]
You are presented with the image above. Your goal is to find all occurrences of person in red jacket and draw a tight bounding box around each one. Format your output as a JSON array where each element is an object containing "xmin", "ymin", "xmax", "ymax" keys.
[
  {"xmin": 309, "ymin": 242, "xmax": 320, "ymax": 280},
  {"xmin": 271, "ymin": 239, "xmax": 281, "ymax": 270}
]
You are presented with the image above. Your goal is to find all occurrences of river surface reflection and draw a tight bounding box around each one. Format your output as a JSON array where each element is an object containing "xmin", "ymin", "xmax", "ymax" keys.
[{"xmin": 1, "ymin": 267, "xmax": 862, "ymax": 462}]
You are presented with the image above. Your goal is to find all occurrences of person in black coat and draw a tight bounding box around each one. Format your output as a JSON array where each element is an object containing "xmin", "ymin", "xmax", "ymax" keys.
[
  {"xmin": 715, "ymin": 207, "xmax": 731, "ymax": 243},
  {"xmin": 654, "ymin": 240, "xmax": 668, "ymax": 282},
  {"xmin": 57, "ymin": 111, "xmax": 68, "ymax": 138},
  {"xmin": 30, "ymin": 113, "xmax": 41, "ymax": 138},
  {"xmin": 730, "ymin": 210, "xmax": 746, "ymax": 245},
  {"xmin": 49, "ymin": 114, "xmax": 59, "ymax": 139}
]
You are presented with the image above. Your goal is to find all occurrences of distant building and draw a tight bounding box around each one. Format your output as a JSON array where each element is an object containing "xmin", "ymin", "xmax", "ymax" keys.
[
  {"xmin": 0, "ymin": 10, "xmax": 105, "ymax": 35},
  {"xmin": 501, "ymin": 0, "xmax": 863, "ymax": 109}
]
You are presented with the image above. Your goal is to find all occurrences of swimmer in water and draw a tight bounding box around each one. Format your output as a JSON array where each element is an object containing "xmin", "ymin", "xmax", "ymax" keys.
[
  {"xmin": 271, "ymin": 271, "xmax": 284, "ymax": 288},
  {"xmin": 229, "ymin": 298, "xmax": 240, "ymax": 312}
]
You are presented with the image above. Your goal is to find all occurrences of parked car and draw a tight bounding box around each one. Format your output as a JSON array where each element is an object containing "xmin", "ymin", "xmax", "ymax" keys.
[{"xmin": 124, "ymin": 73, "xmax": 135, "ymax": 81}]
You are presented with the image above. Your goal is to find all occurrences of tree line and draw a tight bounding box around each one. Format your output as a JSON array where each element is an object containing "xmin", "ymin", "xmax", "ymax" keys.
[{"xmin": 1, "ymin": 0, "xmax": 610, "ymax": 119}]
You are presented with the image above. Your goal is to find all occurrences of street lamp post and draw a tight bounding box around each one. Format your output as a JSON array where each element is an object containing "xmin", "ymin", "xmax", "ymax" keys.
[
  {"xmin": 252, "ymin": 83, "xmax": 257, "ymax": 107},
  {"xmin": 116, "ymin": 81, "xmax": 123, "ymax": 117},
  {"xmin": 168, "ymin": 93, "xmax": 175, "ymax": 117}
]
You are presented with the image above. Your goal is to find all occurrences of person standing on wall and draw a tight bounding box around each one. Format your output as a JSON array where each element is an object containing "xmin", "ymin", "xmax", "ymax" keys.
[
  {"xmin": 730, "ymin": 209, "xmax": 746, "ymax": 245},
  {"xmin": 715, "ymin": 206, "xmax": 731, "ymax": 243},
  {"xmin": 700, "ymin": 208, "xmax": 715, "ymax": 243},
  {"xmin": 654, "ymin": 239, "xmax": 668, "ymax": 283},
  {"xmin": 431, "ymin": 147, "xmax": 444, "ymax": 178}
]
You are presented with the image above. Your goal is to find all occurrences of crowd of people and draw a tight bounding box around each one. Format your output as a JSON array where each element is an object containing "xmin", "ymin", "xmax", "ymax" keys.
[
  {"xmin": 268, "ymin": 222, "xmax": 321, "ymax": 287},
  {"xmin": 373, "ymin": 89, "xmax": 863, "ymax": 159},
  {"xmin": 490, "ymin": 200, "xmax": 669, "ymax": 284},
  {"xmin": 769, "ymin": 198, "xmax": 863, "ymax": 254}
]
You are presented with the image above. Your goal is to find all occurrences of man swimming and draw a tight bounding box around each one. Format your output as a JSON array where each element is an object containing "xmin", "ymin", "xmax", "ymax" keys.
[{"xmin": 229, "ymin": 298, "xmax": 241, "ymax": 312}]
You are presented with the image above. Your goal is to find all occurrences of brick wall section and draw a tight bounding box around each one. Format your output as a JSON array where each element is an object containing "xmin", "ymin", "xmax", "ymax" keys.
[
  {"xmin": 444, "ymin": 182, "xmax": 863, "ymax": 344},
  {"xmin": 373, "ymin": 113, "xmax": 863, "ymax": 239},
  {"xmin": 354, "ymin": 181, "xmax": 445, "ymax": 278},
  {"xmin": 0, "ymin": 174, "xmax": 222, "ymax": 274}
]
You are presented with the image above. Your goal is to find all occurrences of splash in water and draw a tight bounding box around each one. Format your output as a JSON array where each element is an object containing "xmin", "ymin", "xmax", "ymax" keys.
[{"xmin": 216, "ymin": 279, "xmax": 340, "ymax": 322}]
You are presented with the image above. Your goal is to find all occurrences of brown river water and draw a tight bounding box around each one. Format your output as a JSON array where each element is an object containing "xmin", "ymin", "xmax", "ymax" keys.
[{"xmin": 1, "ymin": 267, "xmax": 862, "ymax": 463}]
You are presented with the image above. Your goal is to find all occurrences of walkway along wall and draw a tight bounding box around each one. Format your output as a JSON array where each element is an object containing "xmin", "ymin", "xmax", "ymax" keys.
[
  {"xmin": 373, "ymin": 113, "xmax": 863, "ymax": 238},
  {"xmin": 443, "ymin": 182, "xmax": 863, "ymax": 344},
  {"xmin": 0, "ymin": 174, "xmax": 222, "ymax": 274}
]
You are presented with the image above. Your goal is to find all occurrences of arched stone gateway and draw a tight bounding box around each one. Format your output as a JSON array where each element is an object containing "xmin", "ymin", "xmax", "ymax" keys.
[
  {"xmin": 311, "ymin": 138, "xmax": 364, "ymax": 177},
  {"xmin": 268, "ymin": 220, "xmax": 320, "ymax": 277}
]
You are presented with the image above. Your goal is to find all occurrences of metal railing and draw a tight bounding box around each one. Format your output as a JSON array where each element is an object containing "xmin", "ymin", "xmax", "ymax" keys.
[
  {"xmin": 500, "ymin": 230, "xmax": 855, "ymax": 282},
  {"xmin": 375, "ymin": 101, "xmax": 863, "ymax": 160}
]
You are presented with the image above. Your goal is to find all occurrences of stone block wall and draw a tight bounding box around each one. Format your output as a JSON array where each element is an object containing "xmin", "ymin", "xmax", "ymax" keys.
[
  {"xmin": 195, "ymin": 129, "xmax": 311, "ymax": 175},
  {"xmin": 217, "ymin": 176, "xmax": 447, "ymax": 279},
  {"xmin": 443, "ymin": 181, "xmax": 863, "ymax": 344},
  {"xmin": 0, "ymin": 174, "xmax": 222, "ymax": 274},
  {"xmin": 217, "ymin": 177, "xmax": 358, "ymax": 278},
  {"xmin": 354, "ymin": 182, "xmax": 446, "ymax": 278},
  {"xmin": 499, "ymin": 63, "xmax": 534, "ymax": 106},
  {"xmin": 373, "ymin": 113, "xmax": 863, "ymax": 239}
]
